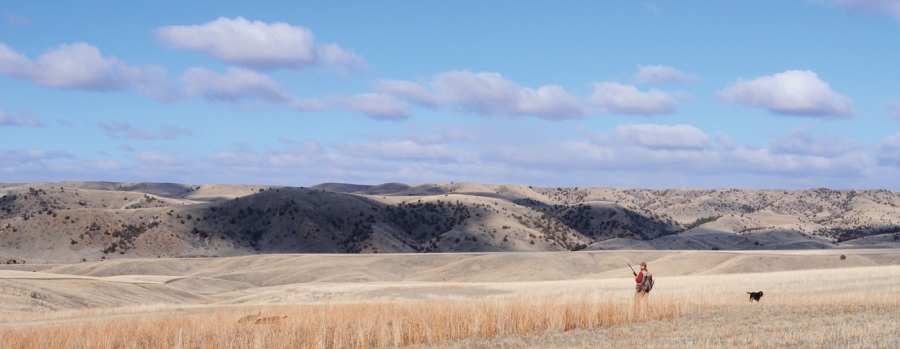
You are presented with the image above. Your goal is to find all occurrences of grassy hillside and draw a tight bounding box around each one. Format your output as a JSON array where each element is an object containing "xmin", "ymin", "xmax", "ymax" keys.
[{"xmin": 1, "ymin": 182, "xmax": 899, "ymax": 262}]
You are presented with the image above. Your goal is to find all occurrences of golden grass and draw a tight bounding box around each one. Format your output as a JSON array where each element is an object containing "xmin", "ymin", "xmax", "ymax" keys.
[
  {"xmin": 1, "ymin": 265, "xmax": 898, "ymax": 348},
  {"xmin": 0, "ymin": 296, "xmax": 701, "ymax": 349},
  {"xmin": 420, "ymin": 293, "xmax": 900, "ymax": 349}
]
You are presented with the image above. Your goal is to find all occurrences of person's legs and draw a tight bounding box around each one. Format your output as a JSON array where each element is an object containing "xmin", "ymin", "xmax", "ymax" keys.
[{"xmin": 633, "ymin": 290, "xmax": 648, "ymax": 319}]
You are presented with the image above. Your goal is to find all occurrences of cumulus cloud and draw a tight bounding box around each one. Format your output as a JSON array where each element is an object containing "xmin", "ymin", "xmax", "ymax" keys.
[
  {"xmin": 377, "ymin": 71, "xmax": 588, "ymax": 120},
  {"xmin": 0, "ymin": 42, "xmax": 179, "ymax": 101},
  {"xmin": 97, "ymin": 122, "xmax": 192, "ymax": 140},
  {"xmin": 718, "ymin": 70, "xmax": 854, "ymax": 118},
  {"xmin": 633, "ymin": 65, "xmax": 697, "ymax": 84},
  {"xmin": 433, "ymin": 71, "xmax": 587, "ymax": 119},
  {"xmin": 155, "ymin": 17, "xmax": 367, "ymax": 71},
  {"xmin": 588, "ymin": 82, "xmax": 679, "ymax": 115},
  {"xmin": 336, "ymin": 93, "xmax": 411, "ymax": 120},
  {"xmin": 769, "ymin": 127, "xmax": 866, "ymax": 158},
  {"xmin": 817, "ymin": 0, "xmax": 900, "ymax": 21},
  {"xmin": 0, "ymin": 109, "xmax": 42, "ymax": 127}
]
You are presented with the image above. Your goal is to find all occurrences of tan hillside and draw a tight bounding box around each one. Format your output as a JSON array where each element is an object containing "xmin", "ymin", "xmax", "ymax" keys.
[{"xmin": 1, "ymin": 182, "xmax": 899, "ymax": 263}]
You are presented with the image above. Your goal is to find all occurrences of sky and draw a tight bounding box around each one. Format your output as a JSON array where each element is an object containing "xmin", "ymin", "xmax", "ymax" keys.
[{"xmin": 1, "ymin": 0, "xmax": 900, "ymax": 189}]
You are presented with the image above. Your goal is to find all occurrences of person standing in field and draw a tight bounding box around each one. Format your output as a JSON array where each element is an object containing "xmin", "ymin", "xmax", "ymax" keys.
[{"xmin": 633, "ymin": 262, "xmax": 653, "ymax": 319}]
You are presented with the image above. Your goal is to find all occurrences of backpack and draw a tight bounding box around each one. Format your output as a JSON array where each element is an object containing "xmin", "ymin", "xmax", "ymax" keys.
[{"xmin": 642, "ymin": 271, "xmax": 654, "ymax": 293}]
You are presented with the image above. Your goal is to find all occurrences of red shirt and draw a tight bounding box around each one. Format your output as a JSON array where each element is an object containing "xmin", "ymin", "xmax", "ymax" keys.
[{"xmin": 635, "ymin": 267, "xmax": 647, "ymax": 283}]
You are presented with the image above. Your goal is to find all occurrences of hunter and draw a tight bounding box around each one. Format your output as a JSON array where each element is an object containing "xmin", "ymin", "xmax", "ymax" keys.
[{"xmin": 633, "ymin": 262, "xmax": 653, "ymax": 318}]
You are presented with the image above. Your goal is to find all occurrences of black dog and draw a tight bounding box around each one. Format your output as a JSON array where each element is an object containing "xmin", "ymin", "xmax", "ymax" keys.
[{"xmin": 747, "ymin": 291, "xmax": 764, "ymax": 302}]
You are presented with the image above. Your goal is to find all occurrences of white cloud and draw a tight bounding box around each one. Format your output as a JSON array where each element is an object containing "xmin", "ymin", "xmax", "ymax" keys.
[
  {"xmin": 718, "ymin": 70, "xmax": 854, "ymax": 118},
  {"xmin": 588, "ymin": 82, "xmax": 679, "ymax": 115},
  {"xmin": 0, "ymin": 109, "xmax": 42, "ymax": 127},
  {"xmin": 818, "ymin": 0, "xmax": 900, "ymax": 21},
  {"xmin": 431, "ymin": 71, "xmax": 588, "ymax": 119},
  {"xmin": 97, "ymin": 122, "xmax": 193, "ymax": 140},
  {"xmin": 336, "ymin": 93, "xmax": 411, "ymax": 120},
  {"xmin": 180, "ymin": 67, "xmax": 292, "ymax": 103},
  {"xmin": 888, "ymin": 100, "xmax": 900, "ymax": 119},
  {"xmin": 377, "ymin": 71, "xmax": 588, "ymax": 120},
  {"xmin": 132, "ymin": 151, "xmax": 191, "ymax": 167},
  {"xmin": 0, "ymin": 42, "xmax": 179, "ymax": 101},
  {"xmin": 118, "ymin": 144, "xmax": 135, "ymax": 152},
  {"xmin": 633, "ymin": 65, "xmax": 697, "ymax": 84},
  {"xmin": 769, "ymin": 127, "xmax": 866, "ymax": 158},
  {"xmin": 155, "ymin": 17, "xmax": 367, "ymax": 71}
]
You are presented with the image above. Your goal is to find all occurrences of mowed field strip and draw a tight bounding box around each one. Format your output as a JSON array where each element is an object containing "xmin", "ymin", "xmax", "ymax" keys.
[{"xmin": 1, "ymin": 250, "xmax": 900, "ymax": 348}]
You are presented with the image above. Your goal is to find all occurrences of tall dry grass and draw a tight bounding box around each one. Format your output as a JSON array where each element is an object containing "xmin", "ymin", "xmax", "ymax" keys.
[
  {"xmin": 0, "ymin": 296, "xmax": 701, "ymax": 349},
  {"xmin": 416, "ymin": 292, "xmax": 900, "ymax": 349},
  {"xmin": 2, "ymin": 265, "xmax": 898, "ymax": 348}
]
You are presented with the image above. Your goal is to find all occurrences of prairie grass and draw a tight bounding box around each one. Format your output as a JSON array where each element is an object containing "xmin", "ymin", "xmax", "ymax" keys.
[
  {"xmin": 0, "ymin": 296, "xmax": 700, "ymax": 349},
  {"xmin": 1, "ymin": 266, "xmax": 898, "ymax": 348},
  {"xmin": 420, "ymin": 292, "xmax": 900, "ymax": 348}
]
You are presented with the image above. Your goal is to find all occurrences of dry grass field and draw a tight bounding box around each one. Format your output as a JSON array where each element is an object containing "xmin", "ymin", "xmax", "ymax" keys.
[{"xmin": 1, "ymin": 250, "xmax": 899, "ymax": 348}]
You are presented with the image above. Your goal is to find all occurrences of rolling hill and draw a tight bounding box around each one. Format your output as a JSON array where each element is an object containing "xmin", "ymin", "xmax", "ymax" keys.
[{"xmin": 1, "ymin": 182, "xmax": 899, "ymax": 263}]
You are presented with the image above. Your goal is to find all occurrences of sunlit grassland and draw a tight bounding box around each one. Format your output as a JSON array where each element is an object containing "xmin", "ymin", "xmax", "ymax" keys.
[{"xmin": 1, "ymin": 266, "xmax": 899, "ymax": 348}]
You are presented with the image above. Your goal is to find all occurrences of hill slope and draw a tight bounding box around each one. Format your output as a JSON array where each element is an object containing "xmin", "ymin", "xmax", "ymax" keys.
[{"xmin": 1, "ymin": 182, "xmax": 899, "ymax": 262}]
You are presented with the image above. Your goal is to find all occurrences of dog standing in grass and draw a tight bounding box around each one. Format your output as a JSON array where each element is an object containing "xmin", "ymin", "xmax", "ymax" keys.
[
  {"xmin": 748, "ymin": 291, "xmax": 763, "ymax": 302},
  {"xmin": 633, "ymin": 262, "xmax": 653, "ymax": 319}
]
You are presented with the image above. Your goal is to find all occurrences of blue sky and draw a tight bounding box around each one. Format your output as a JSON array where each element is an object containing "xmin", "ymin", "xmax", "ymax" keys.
[{"xmin": 2, "ymin": 0, "xmax": 900, "ymax": 189}]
